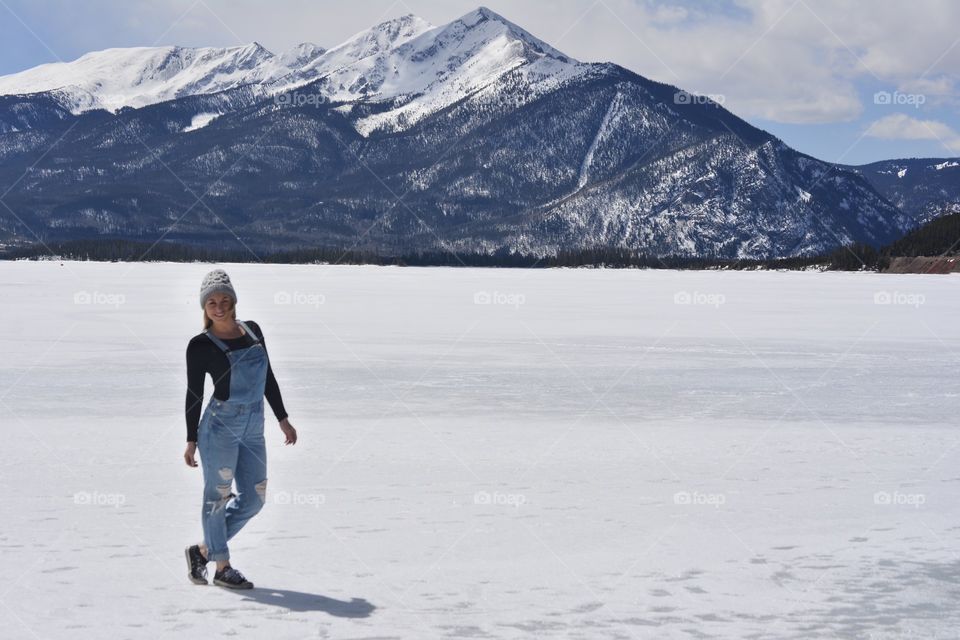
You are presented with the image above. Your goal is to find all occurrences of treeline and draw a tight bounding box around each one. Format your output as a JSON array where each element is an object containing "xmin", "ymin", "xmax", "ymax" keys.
[
  {"xmin": 882, "ymin": 211, "xmax": 960, "ymax": 258},
  {"xmin": 0, "ymin": 237, "xmax": 891, "ymax": 270},
  {"xmin": 0, "ymin": 238, "xmax": 387, "ymax": 265}
]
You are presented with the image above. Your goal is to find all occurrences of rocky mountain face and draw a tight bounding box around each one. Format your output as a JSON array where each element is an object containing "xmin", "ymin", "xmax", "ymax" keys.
[{"xmin": 0, "ymin": 7, "xmax": 952, "ymax": 258}]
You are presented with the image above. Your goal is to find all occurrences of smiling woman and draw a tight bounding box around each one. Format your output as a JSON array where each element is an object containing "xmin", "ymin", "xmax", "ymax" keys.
[{"xmin": 182, "ymin": 268, "xmax": 298, "ymax": 590}]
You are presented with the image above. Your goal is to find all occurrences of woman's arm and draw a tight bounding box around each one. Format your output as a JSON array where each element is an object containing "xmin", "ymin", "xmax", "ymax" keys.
[
  {"xmin": 185, "ymin": 338, "xmax": 206, "ymax": 443},
  {"xmin": 184, "ymin": 338, "xmax": 208, "ymax": 466}
]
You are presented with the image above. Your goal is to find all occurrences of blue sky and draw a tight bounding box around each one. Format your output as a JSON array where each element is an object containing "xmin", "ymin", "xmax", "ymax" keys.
[{"xmin": 1, "ymin": 0, "xmax": 958, "ymax": 165}]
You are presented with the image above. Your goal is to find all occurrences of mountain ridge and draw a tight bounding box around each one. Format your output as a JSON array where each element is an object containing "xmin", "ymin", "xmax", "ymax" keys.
[{"xmin": 0, "ymin": 6, "xmax": 956, "ymax": 259}]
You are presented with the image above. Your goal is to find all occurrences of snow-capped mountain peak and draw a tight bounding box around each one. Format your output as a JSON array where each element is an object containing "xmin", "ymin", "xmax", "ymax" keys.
[
  {"xmin": 278, "ymin": 42, "xmax": 327, "ymax": 68},
  {"xmin": 0, "ymin": 43, "xmax": 279, "ymax": 112},
  {"xmin": 279, "ymin": 13, "xmax": 435, "ymax": 89},
  {"xmin": 454, "ymin": 6, "xmax": 574, "ymax": 62},
  {"xmin": 329, "ymin": 13, "xmax": 435, "ymax": 62},
  {"xmin": 0, "ymin": 6, "xmax": 576, "ymax": 121},
  {"xmin": 308, "ymin": 7, "xmax": 581, "ymax": 135}
]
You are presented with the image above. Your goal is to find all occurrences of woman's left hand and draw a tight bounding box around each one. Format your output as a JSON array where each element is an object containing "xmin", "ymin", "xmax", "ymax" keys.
[{"xmin": 279, "ymin": 418, "xmax": 298, "ymax": 445}]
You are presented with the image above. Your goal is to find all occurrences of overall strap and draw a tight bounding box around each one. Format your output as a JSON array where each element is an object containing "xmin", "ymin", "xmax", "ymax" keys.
[
  {"xmin": 203, "ymin": 328, "xmax": 233, "ymax": 353},
  {"xmin": 237, "ymin": 320, "xmax": 261, "ymax": 344},
  {"xmin": 203, "ymin": 321, "xmax": 259, "ymax": 353}
]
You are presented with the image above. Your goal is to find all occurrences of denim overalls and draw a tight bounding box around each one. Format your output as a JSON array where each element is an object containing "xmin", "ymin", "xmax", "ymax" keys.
[{"xmin": 197, "ymin": 320, "xmax": 269, "ymax": 562}]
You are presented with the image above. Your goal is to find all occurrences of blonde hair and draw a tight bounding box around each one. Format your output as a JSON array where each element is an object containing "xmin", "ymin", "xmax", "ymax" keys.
[{"xmin": 202, "ymin": 298, "xmax": 236, "ymax": 330}]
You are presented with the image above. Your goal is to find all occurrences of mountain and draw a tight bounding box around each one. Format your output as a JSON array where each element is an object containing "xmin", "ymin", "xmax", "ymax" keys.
[
  {"xmin": 0, "ymin": 6, "xmax": 940, "ymax": 259},
  {"xmin": 0, "ymin": 43, "xmax": 285, "ymax": 113},
  {"xmin": 274, "ymin": 14, "xmax": 434, "ymax": 96},
  {"xmin": 0, "ymin": 14, "xmax": 432, "ymax": 116},
  {"xmin": 278, "ymin": 8, "xmax": 581, "ymax": 136},
  {"xmin": 883, "ymin": 209, "xmax": 960, "ymax": 257},
  {"xmin": 277, "ymin": 43, "xmax": 327, "ymax": 69},
  {"xmin": 848, "ymin": 158, "xmax": 960, "ymax": 228}
]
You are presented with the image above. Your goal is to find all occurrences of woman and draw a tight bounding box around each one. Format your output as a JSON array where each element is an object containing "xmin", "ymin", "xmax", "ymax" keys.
[{"xmin": 183, "ymin": 269, "xmax": 298, "ymax": 589}]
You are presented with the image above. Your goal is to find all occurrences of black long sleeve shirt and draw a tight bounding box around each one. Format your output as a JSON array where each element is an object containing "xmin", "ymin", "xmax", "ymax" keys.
[{"xmin": 185, "ymin": 320, "xmax": 288, "ymax": 442}]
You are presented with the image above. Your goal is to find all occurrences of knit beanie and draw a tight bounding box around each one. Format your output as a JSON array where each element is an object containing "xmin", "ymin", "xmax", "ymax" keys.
[{"xmin": 199, "ymin": 269, "xmax": 237, "ymax": 308}]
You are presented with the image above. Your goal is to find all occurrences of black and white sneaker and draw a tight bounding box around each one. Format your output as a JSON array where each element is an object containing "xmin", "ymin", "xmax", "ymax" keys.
[
  {"xmin": 213, "ymin": 566, "xmax": 253, "ymax": 589},
  {"xmin": 185, "ymin": 545, "xmax": 209, "ymax": 585}
]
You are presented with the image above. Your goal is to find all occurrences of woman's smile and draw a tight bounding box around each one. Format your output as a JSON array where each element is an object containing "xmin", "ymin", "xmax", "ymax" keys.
[{"xmin": 205, "ymin": 293, "xmax": 235, "ymax": 328}]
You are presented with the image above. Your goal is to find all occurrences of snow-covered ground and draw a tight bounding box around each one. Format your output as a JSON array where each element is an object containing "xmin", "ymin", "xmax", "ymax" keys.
[{"xmin": 1, "ymin": 261, "xmax": 958, "ymax": 639}]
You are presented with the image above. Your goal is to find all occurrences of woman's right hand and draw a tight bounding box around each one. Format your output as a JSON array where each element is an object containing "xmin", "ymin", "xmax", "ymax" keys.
[{"xmin": 184, "ymin": 441, "xmax": 198, "ymax": 467}]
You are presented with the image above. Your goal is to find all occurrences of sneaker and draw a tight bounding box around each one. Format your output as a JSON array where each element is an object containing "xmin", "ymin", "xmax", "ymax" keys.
[
  {"xmin": 213, "ymin": 566, "xmax": 253, "ymax": 589},
  {"xmin": 185, "ymin": 544, "xmax": 208, "ymax": 585}
]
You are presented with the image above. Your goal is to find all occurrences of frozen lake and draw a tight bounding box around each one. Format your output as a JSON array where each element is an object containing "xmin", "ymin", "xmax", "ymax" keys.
[{"xmin": 1, "ymin": 260, "xmax": 958, "ymax": 639}]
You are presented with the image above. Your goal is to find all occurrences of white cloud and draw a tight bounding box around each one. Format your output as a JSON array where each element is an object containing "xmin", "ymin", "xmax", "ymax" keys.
[
  {"xmin": 570, "ymin": 0, "xmax": 960, "ymax": 124},
  {"xmin": 865, "ymin": 113, "xmax": 960, "ymax": 153},
  {"xmin": 898, "ymin": 76, "xmax": 958, "ymax": 108}
]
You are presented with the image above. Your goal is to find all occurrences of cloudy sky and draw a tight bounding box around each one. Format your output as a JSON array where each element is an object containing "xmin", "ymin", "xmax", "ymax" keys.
[{"xmin": 1, "ymin": 0, "xmax": 958, "ymax": 164}]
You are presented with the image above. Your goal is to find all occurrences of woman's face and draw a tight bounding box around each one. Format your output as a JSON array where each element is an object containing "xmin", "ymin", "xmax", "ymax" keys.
[{"xmin": 205, "ymin": 293, "xmax": 234, "ymax": 322}]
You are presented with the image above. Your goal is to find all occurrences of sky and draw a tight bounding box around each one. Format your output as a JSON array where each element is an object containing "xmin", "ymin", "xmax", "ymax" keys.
[{"xmin": 1, "ymin": 0, "xmax": 958, "ymax": 165}]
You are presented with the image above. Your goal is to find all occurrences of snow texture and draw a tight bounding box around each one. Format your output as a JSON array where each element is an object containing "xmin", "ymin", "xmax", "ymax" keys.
[{"xmin": 1, "ymin": 260, "xmax": 959, "ymax": 639}]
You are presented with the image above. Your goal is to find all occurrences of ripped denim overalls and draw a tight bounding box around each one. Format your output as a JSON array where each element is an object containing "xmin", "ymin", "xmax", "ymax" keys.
[{"xmin": 197, "ymin": 320, "xmax": 269, "ymax": 562}]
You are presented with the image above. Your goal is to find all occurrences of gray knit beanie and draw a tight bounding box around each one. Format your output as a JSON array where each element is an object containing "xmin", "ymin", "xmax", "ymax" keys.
[{"xmin": 199, "ymin": 269, "xmax": 237, "ymax": 308}]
